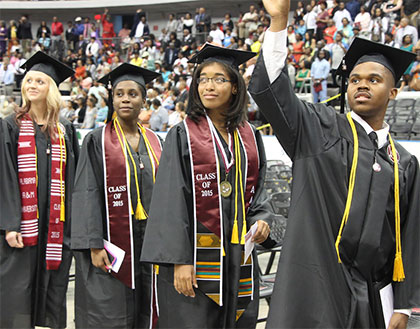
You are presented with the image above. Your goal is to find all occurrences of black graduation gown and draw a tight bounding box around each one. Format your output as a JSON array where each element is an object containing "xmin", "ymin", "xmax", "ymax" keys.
[
  {"xmin": 140, "ymin": 122, "xmax": 272, "ymax": 329},
  {"xmin": 71, "ymin": 126, "xmax": 160, "ymax": 329},
  {"xmin": 248, "ymin": 54, "xmax": 420, "ymax": 328},
  {"xmin": 0, "ymin": 114, "xmax": 79, "ymax": 329}
]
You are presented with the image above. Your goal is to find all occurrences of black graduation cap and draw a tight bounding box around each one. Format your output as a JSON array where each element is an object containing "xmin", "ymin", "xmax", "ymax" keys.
[
  {"xmin": 188, "ymin": 43, "xmax": 256, "ymax": 69},
  {"xmin": 97, "ymin": 63, "xmax": 160, "ymax": 90},
  {"xmin": 21, "ymin": 51, "xmax": 74, "ymax": 86},
  {"xmin": 97, "ymin": 63, "xmax": 160, "ymax": 122},
  {"xmin": 337, "ymin": 37, "xmax": 415, "ymax": 112}
]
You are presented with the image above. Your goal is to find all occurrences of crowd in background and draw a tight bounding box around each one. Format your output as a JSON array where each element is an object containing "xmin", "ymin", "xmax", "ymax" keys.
[{"xmin": 0, "ymin": 1, "xmax": 419, "ymax": 129}]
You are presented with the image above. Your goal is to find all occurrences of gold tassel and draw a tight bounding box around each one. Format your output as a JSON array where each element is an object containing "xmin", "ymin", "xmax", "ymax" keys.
[
  {"xmin": 393, "ymin": 253, "xmax": 405, "ymax": 282},
  {"xmin": 231, "ymin": 220, "xmax": 239, "ymax": 244},
  {"xmin": 154, "ymin": 265, "xmax": 159, "ymax": 275},
  {"xmin": 222, "ymin": 246, "xmax": 226, "ymax": 256},
  {"xmin": 60, "ymin": 201, "xmax": 65, "ymax": 222},
  {"xmin": 135, "ymin": 201, "xmax": 147, "ymax": 220},
  {"xmin": 240, "ymin": 219, "xmax": 246, "ymax": 245}
]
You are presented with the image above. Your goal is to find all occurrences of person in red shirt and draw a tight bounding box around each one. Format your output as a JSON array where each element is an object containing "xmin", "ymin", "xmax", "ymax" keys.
[
  {"xmin": 51, "ymin": 16, "xmax": 64, "ymax": 57},
  {"xmin": 102, "ymin": 8, "xmax": 116, "ymax": 47},
  {"xmin": 323, "ymin": 19, "xmax": 337, "ymax": 44}
]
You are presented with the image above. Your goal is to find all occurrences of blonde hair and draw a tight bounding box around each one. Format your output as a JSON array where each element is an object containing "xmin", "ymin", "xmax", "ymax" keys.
[{"xmin": 18, "ymin": 73, "xmax": 63, "ymax": 136}]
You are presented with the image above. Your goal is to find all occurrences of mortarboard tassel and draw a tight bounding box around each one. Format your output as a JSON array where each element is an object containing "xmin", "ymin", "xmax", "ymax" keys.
[
  {"xmin": 135, "ymin": 200, "xmax": 148, "ymax": 220},
  {"xmin": 231, "ymin": 220, "xmax": 239, "ymax": 244}
]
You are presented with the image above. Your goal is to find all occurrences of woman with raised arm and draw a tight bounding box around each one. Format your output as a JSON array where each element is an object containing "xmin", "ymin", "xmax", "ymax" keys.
[{"xmin": 0, "ymin": 51, "xmax": 78, "ymax": 328}]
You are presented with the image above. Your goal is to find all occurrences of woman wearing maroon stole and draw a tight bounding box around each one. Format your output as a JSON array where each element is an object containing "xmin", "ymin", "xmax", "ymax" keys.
[
  {"xmin": 71, "ymin": 63, "xmax": 162, "ymax": 328},
  {"xmin": 141, "ymin": 44, "xmax": 272, "ymax": 328},
  {"xmin": 0, "ymin": 51, "xmax": 78, "ymax": 328}
]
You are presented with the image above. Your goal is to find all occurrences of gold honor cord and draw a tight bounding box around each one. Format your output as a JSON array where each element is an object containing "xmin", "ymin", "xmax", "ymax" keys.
[
  {"xmin": 336, "ymin": 114, "xmax": 404, "ymax": 282},
  {"xmin": 231, "ymin": 131, "xmax": 247, "ymax": 245},
  {"xmin": 335, "ymin": 112, "xmax": 359, "ymax": 263},
  {"xmin": 57, "ymin": 124, "xmax": 66, "ymax": 222},
  {"xmin": 114, "ymin": 118, "xmax": 148, "ymax": 220},
  {"xmin": 389, "ymin": 135, "xmax": 404, "ymax": 281},
  {"xmin": 137, "ymin": 123, "xmax": 160, "ymax": 183}
]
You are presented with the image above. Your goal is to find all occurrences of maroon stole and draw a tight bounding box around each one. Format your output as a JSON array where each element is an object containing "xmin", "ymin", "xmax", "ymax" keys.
[
  {"xmin": 184, "ymin": 115, "xmax": 259, "ymax": 316},
  {"xmin": 17, "ymin": 114, "xmax": 66, "ymax": 270},
  {"xmin": 102, "ymin": 120, "xmax": 161, "ymax": 289}
]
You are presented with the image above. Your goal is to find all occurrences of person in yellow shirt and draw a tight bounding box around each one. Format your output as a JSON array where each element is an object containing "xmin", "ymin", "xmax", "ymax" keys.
[{"xmin": 129, "ymin": 51, "xmax": 142, "ymax": 67}]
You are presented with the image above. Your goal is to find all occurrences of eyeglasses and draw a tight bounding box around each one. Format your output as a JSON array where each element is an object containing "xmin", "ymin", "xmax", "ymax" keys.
[{"xmin": 197, "ymin": 77, "xmax": 231, "ymax": 85}]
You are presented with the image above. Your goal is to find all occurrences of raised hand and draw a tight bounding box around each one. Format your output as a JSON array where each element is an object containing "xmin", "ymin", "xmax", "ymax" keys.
[{"xmin": 263, "ymin": 0, "xmax": 290, "ymax": 31}]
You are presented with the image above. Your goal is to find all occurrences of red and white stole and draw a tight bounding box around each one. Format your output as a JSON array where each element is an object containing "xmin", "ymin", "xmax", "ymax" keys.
[
  {"xmin": 17, "ymin": 114, "xmax": 67, "ymax": 270},
  {"xmin": 184, "ymin": 115, "xmax": 259, "ymax": 311},
  {"xmin": 102, "ymin": 120, "xmax": 161, "ymax": 289}
]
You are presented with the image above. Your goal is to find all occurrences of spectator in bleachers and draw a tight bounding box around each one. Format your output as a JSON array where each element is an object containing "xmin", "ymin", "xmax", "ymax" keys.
[
  {"xmin": 401, "ymin": 34, "xmax": 414, "ymax": 53},
  {"xmin": 60, "ymin": 99, "xmax": 75, "ymax": 121},
  {"xmin": 169, "ymin": 31, "xmax": 181, "ymax": 49},
  {"xmin": 333, "ymin": 1, "xmax": 352, "ymax": 29},
  {"xmin": 181, "ymin": 12, "xmax": 194, "ymax": 33},
  {"xmin": 17, "ymin": 15, "xmax": 32, "ymax": 55},
  {"xmin": 354, "ymin": 6, "xmax": 372, "ymax": 38},
  {"xmin": 130, "ymin": 51, "xmax": 142, "ymax": 67},
  {"xmin": 166, "ymin": 13, "xmax": 179, "ymax": 34},
  {"xmin": 287, "ymin": 55, "xmax": 296, "ymax": 87},
  {"xmin": 209, "ymin": 23, "xmax": 225, "ymax": 46},
  {"xmin": 164, "ymin": 42, "xmax": 179, "ymax": 67},
  {"xmin": 238, "ymin": 4, "xmax": 259, "ymax": 39},
  {"xmin": 101, "ymin": 9, "xmax": 115, "ymax": 47},
  {"xmin": 74, "ymin": 59, "xmax": 87, "ymax": 80},
  {"xmin": 346, "ymin": 0, "xmax": 361, "ymax": 20},
  {"xmin": 168, "ymin": 100, "xmax": 186, "ymax": 128},
  {"xmin": 384, "ymin": 31, "xmax": 399, "ymax": 47},
  {"xmin": 223, "ymin": 28, "xmax": 234, "ymax": 48},
  {"xmin": 296, "ymin": 18, "xmax": 307, "ymax": 37},
  {"xmin": 85, "ymin": 57, "xmax": 97, "ymax": 80},
  {"xmin": 408, "ymin": 51, "xmax": 420, "ymax": 90},
  {"xmin": 149, "ymin": 98, "xmax": 168, "ymax": 131},
  {"xmin": 303, "ymin": 4, "xmax": 317, "ymax": 38},
  {"xmin": 65, "ymin": 21, "xmax": 76, "ymax": 51},
  {"xmin": 130, "ymin": 10, "xmax": 149, "ymax": 41},
  {"xmin": 371, "ymin": 7, "xmax": 389, "ymax": 42},
  {"xmin": 0, "ymin": 56, "xmax": 15, "ymax": 96},
  {"xmin": 82, "ymin": 17, "xmax": 93, "ymax": 40},
  {"xmin": 72, "ymin": 95, "xmax": 86, "ymax": 126},
  {"xmin": 6, "ymin": 20, "xmax": 18, "ymax": 56},
  {"xmin": 402, "ymin": 0, "xmax": 419, "ymax": 26},
  {"xmin": 250, "ymin": 32, "xmax": 262, "ymax": 55},
  {"xmin": 0, "ymin": 21, "xmax": 7, "ymax": 57},
  {"xmin": 295, "ymin": 59, "xmax": 311, "ymax": 90},
  {"xmin": 222, "ymin": 13, "xmax": 234, "ymax": 32},
  {"xmin": 294, "ymin": 1, "xmax": 306, "ymax": 21},
  {"xmin": 36, "ymin": 21, "xmax": 50, "ymax": 39},
  {"xmin": 287, "ymin": 25, "xmax": 297, "ymax": 44},
  {"xmin": 330, "ymin": 31, "xmax": 348, "ymax": 87},
  {"xmin": 38, "ymin": 32, "xmax": 51, "ymax": 53},
  {"xmin": 382, "ymin": 0, "xmax": 403, "ymax": 24},
  {"xmin": 315, "ymin": 1, "xmax": 329, "ymax": 41},
  {"xmin": 299, "ymin": 45, "xmax": 314, "ymax": 64},
  {"xmin": 337, "ymin": 17, "xmax": 354, "ymax": 44},
  {"xmin": 292, "ymin": 33, "xmax": 304, "ymax": 63},
  {"xmin": 13, "ymin": 51, "xmax": 26, "ymax": 89},
  {"xmin": 395, "ymin": 17, "xmax": 418, "ymax": 47},
  {"xmin": 95, "ymin": 96, "xmax": 108, "ymax": 126},
  {"xmin": 50, "ymin": 17, "xmax": 64, "ymax": 57},
  {"xmin": 81, "ymin": 94, "xmax": 98, "ymax": 128},
  {"xmin": 310, "ymin": 49, "xmax": 330, "ymax": 102},
  {"xmin": 324, "ymin": 19, "xmax": 337, "ymax": 45},
  {"xmin": 85, "ymin": 36, "xmax": 99, "ymax": 60},
  {"xmin": 349, "ymin": 24, "xmax": 361, "ymax": 43},
  {"xmin": 195, "ymin": 7, "xmax": 211, "ymax": 43},
  {"xmin": 0, "ymin": 95, "xmax": 17, "ymax": 118}
]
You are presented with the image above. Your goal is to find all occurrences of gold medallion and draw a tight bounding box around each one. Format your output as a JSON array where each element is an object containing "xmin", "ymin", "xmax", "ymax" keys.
[{"xmin": 220, "ymin": 180, "xmax": 233, "ymax": 198}]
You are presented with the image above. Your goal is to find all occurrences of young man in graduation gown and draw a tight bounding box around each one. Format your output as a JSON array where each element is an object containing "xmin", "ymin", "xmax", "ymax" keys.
[
  {"xmin": 248, "ymin": 0, "xmax": 420, "ymax": 328},
  {"xmin": 0, "ymin": 52, "xmax": 79, "ymax": 328},
  {"xmin": 71, "ymin": 63, "xmax": 163, "ymax": 328}
]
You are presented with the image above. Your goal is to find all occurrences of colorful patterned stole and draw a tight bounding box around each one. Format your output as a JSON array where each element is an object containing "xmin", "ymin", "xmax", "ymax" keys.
[
  {"xmin": 184, "ymin": 115, "xmax": 259, "ymax": 320},
  {"xmin": 102, "ymin": 119, "xmax": 161, "ymax": 289},
  {"xmin": 17, "ymin": 114, "xmax": 66, "ymax": 270}
]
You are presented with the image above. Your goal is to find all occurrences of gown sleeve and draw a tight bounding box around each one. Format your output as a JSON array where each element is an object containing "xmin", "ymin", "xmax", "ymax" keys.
[
  {"xmin": 393, "ymin": 155, "xmax": 420, "ymax": 309},
  {"xmin": 248, "ymin": 50, "xmax": 340, "ymax": 161},
  {"xmin": 0, "ymin": 118, "xmax": 21, "ymax": 232},
  {"xmin": 71, "ymin": 130, "xmax": 106, "ymax": 250},
  {"xmin": 246, "ymin": 128, "xmax": 272, "ymax": 228},
  {"xmin": 140, "ymin": 124, "xmax": 194, "ymax": 265}
]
